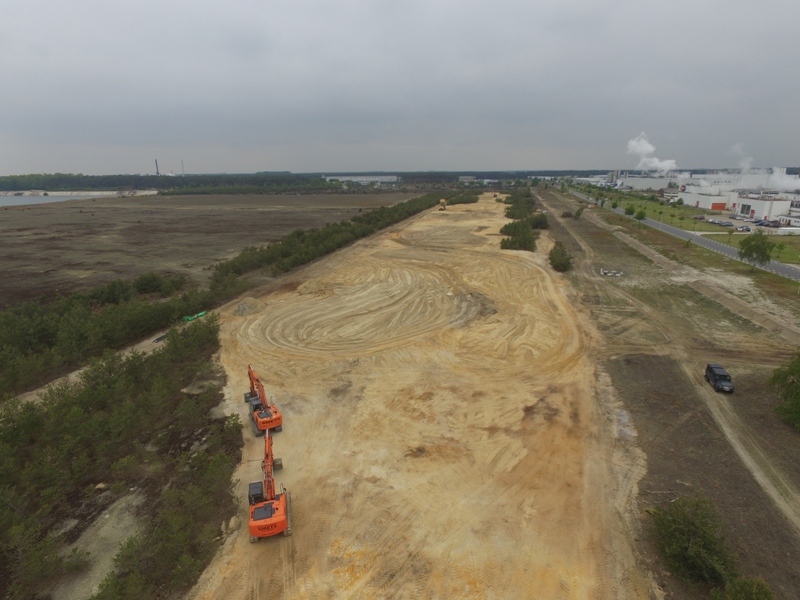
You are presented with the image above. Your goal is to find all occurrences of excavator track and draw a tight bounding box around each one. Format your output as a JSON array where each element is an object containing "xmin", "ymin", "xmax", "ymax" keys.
[{"xmin": 283, "ymin": 492, "xmax": 293, "ymax": 537}]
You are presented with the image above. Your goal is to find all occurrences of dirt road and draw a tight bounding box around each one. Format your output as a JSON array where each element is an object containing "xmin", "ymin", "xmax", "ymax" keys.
[{"xmin": 190, "ymin": 194, "xmax": 653, "ymax": 599}]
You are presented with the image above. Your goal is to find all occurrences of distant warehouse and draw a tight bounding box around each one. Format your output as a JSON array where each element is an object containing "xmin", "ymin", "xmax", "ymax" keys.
[{"xmin": 322, "ymin": 175, "xmax": 398, "ymax": 185}]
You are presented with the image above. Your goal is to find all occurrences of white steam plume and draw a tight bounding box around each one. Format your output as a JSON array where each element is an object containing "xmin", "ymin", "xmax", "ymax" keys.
[
  {"xmin": 626, "ymin": 132, "xmax": 677, "ymax": 174},
  {"xmin": 730, "ymin": 142, "xmax": 753, "ymax": 172}
]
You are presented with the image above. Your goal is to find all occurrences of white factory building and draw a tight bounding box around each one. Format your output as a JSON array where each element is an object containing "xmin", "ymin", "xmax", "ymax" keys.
[{"xmin": 604, "ymin": 168, "xmax": 800, "ymax": 226}]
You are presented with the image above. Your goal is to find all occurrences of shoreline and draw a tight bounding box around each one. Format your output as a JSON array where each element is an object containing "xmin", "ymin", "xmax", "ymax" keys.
[{"xmin": 0, "ymin": 190, "xmax": 158, "ymax": 197}]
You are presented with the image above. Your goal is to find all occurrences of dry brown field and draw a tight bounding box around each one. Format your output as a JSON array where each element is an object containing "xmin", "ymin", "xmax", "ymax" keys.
[{"xmin": 0, "ymin": 193, "xmax": 414, "ymax": 305}]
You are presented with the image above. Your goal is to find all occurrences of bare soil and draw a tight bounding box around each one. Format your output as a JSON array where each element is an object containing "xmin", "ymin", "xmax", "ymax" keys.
[
  {"xmin": 190, "ymin": 194, "xmax": 654, "ymax": 599},
  {"xmin": 0, "ymin": 193, "xmax": 414, "ymax": 306},
  {"xmin": 538, "ymin": 190, "xmax": 800, "ymax": 599}
]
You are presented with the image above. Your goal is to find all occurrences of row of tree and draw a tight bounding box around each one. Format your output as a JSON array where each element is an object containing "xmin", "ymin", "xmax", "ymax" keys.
[
  {"xmin": 209, "ymin": 191, "xmax": 453, "ymax": 285},
  {"xmin": 499, "ymin": 189, "xmax": 547, "ymax": 252}
]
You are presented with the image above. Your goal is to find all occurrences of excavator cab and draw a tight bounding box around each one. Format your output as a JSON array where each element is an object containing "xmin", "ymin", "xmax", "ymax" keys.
[
  {"xmin": 244, "ymin": 365, "xmax": 283, "ymax": 436},
  {"xmin": 248, "ymin": 431, "xmax": 292, "ymax": 542}
]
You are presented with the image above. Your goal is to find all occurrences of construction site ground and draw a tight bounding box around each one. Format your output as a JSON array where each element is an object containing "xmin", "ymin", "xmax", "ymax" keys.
[
  {"xmin": 189, "ymin": 192, "xmax": 800, "ymax": 599},
  {"xmin": 8, "ymin": 190, "xmax": 800, "ymax": 599}
]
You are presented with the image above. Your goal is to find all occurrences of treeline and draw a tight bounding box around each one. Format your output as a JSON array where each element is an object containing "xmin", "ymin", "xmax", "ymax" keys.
[
  {"xmin": 0, "ymin": 274, "xmax": 215, "ymax": 397},
  {"xmin": 448, "ymin": 191, "xmax": 480, "ymax": 205},
  {"xmin": 209, "ymin": 191, "xmax": 453, "ymax": 284},
  {"xmin": 0, "ymin": 173, "xmax": 342, "ymax": 194},
  {"xmin": 0, "ymin": 317, "xmax": 242, "ymax": 599},
  {"xmin": 499, "ymin": 189, "xmax": 547, "ymax": 252}
]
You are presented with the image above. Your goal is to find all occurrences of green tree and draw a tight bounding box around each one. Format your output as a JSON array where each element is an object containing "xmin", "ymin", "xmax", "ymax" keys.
[
  {"xmin": 727, "ymin": 229, "xmax": 735, "ymax": 244},
  {"xmin": 738, "ymin": 230, "xmax": 775, "ymax": 272},
  {"xmin": 770, "ymin": 348, "xmax": 800, "ymax": 429},
  {"xmin": 624, "ymin": 205, "xmax": 635, "ymax": 217},
  {"xmin": 634, "ymin": 209, "xmax": 647, "ymax": 222},
  {"xmin": 548, "ymin": 241, "xmax": 573, "ymax": 272},
  {"xmin": 611, "ymin": 201, "xmax": 619, "ymax": 209},
  {"xmin": 773, "ymin": 241, "xmax": 786, "ymax": 259}
]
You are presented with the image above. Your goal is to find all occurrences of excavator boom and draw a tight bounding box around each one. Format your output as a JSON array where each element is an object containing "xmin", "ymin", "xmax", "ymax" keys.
[{"xmin": 244, "ymin": 364, "xmax": 283, "ymax": 436}]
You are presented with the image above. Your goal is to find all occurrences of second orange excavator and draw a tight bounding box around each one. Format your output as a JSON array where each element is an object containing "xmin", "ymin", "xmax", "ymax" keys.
[
  {"xmin": 248, "ymin": 429, "xmax": 292, "ymax": 541},
  {"xmin": 243, "ymin": 364, "xmax": 283, "ymax": 437}
]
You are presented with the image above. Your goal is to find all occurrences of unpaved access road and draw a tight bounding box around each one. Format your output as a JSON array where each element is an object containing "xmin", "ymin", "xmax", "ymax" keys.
[{"xmin": 190, "ymin": 194, "xmax": 654, "ymax": 599}]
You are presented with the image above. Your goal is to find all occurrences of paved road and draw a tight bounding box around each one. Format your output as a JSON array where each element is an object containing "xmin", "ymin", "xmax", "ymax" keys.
[{"xmin": 570, "ymin": 191, "xmax": 800, "ymax": 282}]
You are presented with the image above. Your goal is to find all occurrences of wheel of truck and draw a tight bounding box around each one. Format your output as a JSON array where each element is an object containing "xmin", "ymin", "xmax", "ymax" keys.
[
  {"xmin": 274, "ymin": 425, "xmax": 283, "ymax": 433},
  {"xmin": 244, "ymin": 392, "xmax": 255, "ymax": 403},
  {"xmin": 274, "ymin": 458, "xmax": 283, "ymax": 470}
]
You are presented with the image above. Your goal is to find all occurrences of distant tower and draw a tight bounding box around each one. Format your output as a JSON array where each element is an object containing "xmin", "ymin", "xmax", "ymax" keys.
[
  {"xmin": 181, "ymin": 159, "xmax": 185, "ymax": 177},
  {"xmin": 155, "ymin": 159, "xmax": 160, "ymax": 176}
]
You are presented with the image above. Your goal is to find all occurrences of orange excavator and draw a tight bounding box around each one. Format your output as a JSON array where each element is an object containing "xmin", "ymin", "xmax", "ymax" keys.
[
  {"xmin": 248, "ymin": 429, "xmax": 292, "ymax": 541},
  {"xmin": 243, "ymin": 364, "xmax": 283, "ymax": 437}
]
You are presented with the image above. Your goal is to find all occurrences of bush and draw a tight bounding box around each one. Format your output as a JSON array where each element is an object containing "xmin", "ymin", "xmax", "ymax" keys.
[
  {"xmin": 574, "ymin": 207, "xmax": 585, "ymax": 219},
  {"xmin": 548, "ymin": 241, "xmax": 573, "ymax": 272},
  {"xmin": 710, "ymin": 577, "xmax": 775, "ymax": 600},
  {"xmin": 530, "ymin": 213, "xmax": 549, "ymax": 229},
  {"xmin": 650, "ymin": 496, "xmax": 737, "ymax": 585},
  {"xmin": 561, "ymin": 210, "xmax": 574, "ymax": 218}
]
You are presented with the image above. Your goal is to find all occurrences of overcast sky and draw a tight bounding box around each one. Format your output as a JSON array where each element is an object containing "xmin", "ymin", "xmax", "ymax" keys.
[{"xmin": 2, "ymin": 0, "xmax": 799, "ymax": 175}]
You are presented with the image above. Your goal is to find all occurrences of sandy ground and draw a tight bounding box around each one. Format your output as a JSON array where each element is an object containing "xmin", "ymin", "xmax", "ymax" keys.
[{"xmin": 189, "ymin": 195, "xmax": 653, "ymax": 599}]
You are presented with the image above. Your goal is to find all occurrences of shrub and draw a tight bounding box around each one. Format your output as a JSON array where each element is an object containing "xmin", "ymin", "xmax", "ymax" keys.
[
  {"xmin": 574, "ymin": 207, "xmax": 585, "ymax": 219},
  {"xmin": 561, "ymin": 210, "xmax": 574, "ymax": 218},
  {"xmin": 650, "ymin": 495, "xmax": 737, "ymax": 585},
  {"xmin": 548, "ymin": 241, "xmax": 573, "ymax": 272},
  {"xmin": 529, "ymin": 213, "xmax": 549, "ymax": 229},
  {"xmin": 710, "ymin": 577, "xmax": 775, "ymax": 600}
]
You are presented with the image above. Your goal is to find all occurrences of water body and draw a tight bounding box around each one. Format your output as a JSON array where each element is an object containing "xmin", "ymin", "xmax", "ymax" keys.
[{"xmin": 0, "ymin": 194, "xmax": 107, "ymax": 208}]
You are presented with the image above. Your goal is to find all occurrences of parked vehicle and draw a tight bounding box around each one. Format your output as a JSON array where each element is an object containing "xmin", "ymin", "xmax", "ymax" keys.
[
  {"xmin": 720, "ymin": 221, "xmax": 733, "ymax": 227},
  {"xmin": 705, "ymin": 363, "xmax": 734, "ymax": 393},
  {"xmin": 735, "ymin": 225, "xmax": 751, "ymax": 232},
  {"xmin": 707, "ymin": 218, "xmax": 718, "ymax": 224}
]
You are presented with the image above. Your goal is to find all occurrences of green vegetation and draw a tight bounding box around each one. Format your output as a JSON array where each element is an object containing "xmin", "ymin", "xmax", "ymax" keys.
[
  {"xmin": 650, "ymin": 495, "xmax": 775, "ymax": 598},
  {"xmin": 499, "ymin": 189, "xmax": 541, "ymax": 252},
  {"xmin": 0, "ymin": 276, "xmax": 215, "ymax": 397},
  {"xmin": 0, "ymin": 317, "xmax": 241, "ymax": 599},
  {"xmin": 710, "ymin": 577, "xmax": 775, "ymax": 600},
  {"xmin": 574, "ymin": 206, "xmax": 585, "ymax": 219},
  {"xmin": 625, "ymin": 205, "xmax": 635, "ymax": 217},
  {"xmin": 635, "ymin": 209, "xmax": 647, "ymax": 222},
  {"xmin": 651, "ymin": 495, "xmax": 737, "ymax": 585},
  {"xmin": 548, "ymin": 241, "xmax": 573, "ymax": 272},
  {"xmin": 770, "ymin": 348, "xmax": 800, "ymax": 430},
  {"xmin": 737, "ymin": 231, "xmax": 775, "ymax": 272}
]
